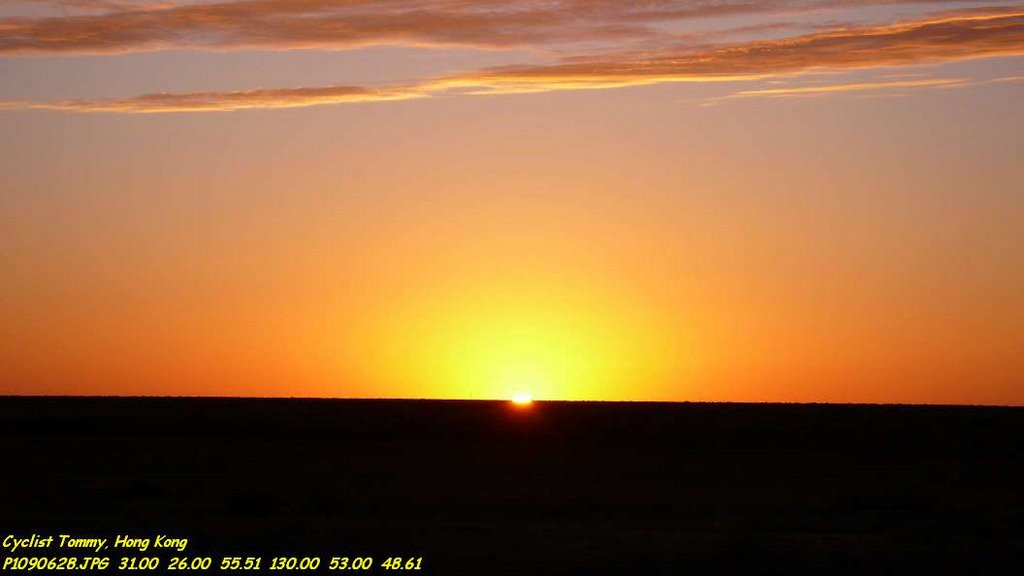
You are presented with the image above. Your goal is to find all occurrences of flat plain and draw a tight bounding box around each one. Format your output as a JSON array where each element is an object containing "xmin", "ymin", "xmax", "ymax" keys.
[{"xmin": 1, "ymin": 397, "xmax": 1021, "ymax": 574}]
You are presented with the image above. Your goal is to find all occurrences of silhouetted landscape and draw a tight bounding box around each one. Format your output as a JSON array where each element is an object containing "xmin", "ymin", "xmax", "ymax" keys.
[{"xmin": 2, "ymin": 397, "xmax": 1021, "ymax": 574}]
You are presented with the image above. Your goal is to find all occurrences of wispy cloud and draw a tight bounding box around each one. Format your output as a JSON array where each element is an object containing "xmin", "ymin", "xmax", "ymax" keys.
[
  {"xmin": 0, "ymin": 0, "xmax": 1006, "ymax": 55},
  {"xmin": 702, "ymin": 72, "xmax": 1024, "ymax": 104},
  {"xmin": 451, "ymin": 10, "xmax": 1024, "ymax": 90},
  {"xmin": 4, "ymin": 9, "xmax": 1022, "ymax": 112},
  {"xmin": 0, "ymin": 0, "xmax": 766, "ymax": 54},
  {"xmin": 2, "ymin": 84, "xmax": 426, "ymax": 113},
  {"xmin": 702, "ymin": 77, "xmax": 972, "ymax": 104}
]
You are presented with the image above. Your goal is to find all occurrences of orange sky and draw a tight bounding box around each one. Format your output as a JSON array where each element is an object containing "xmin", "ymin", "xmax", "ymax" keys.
[{"xmin": 1, "ymin": 1, "xmax": 1022, "ymax": 404}]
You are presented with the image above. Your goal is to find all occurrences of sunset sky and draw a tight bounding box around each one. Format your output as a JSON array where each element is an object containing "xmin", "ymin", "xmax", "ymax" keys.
[{"xmin": 1, "ymin": 1, "xmax": 1021, "ymax": 404}]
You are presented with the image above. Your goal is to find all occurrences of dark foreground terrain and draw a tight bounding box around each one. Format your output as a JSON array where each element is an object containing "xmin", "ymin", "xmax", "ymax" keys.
[{"xmin": 1, "ymin": 397, "xmax": 1022, "ymax": 575}]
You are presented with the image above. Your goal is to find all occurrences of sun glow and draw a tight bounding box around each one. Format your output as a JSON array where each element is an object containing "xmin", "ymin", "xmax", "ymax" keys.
[{"xmin": 347, "ymin": 275, "xmax": 685, "ymax": 401}]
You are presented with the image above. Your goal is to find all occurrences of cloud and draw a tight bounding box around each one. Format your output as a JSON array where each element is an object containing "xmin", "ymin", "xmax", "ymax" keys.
[
  {"xmin": 0, "ymin": 0, "xmax": 1001, "ymax": 55},
  {"xmin": 5, "ymin": 10, "xmax": 1022, "ymax": 113},
  {"xmin": 447, "ymin": 10, "xmax": 1024, "ymax": 91},
  {"xmin": 4, "ymin": 84, "xmax": 426, "ymax": 112},
  {"xmin": 0, "ymin": 0, "xmax": 762, "ymax": 54},
  {"xmin": 700, "ymin": 71, "xmax": 1024, "ymax": 104},
  {"xmin": 702, "ymin": 77, "xmax": 973, "ymax": 103}
]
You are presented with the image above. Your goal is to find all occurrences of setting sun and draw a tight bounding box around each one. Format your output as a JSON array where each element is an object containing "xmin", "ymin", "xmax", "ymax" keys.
[{"xmin": 511, "ymin": 394, "xmax": 534, "ymax": 406}]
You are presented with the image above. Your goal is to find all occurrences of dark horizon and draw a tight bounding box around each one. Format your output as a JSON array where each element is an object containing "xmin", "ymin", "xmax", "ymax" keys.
[{"xmin": 4, "ymin": 395, "xmax": 1022, "ymax": 574}]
